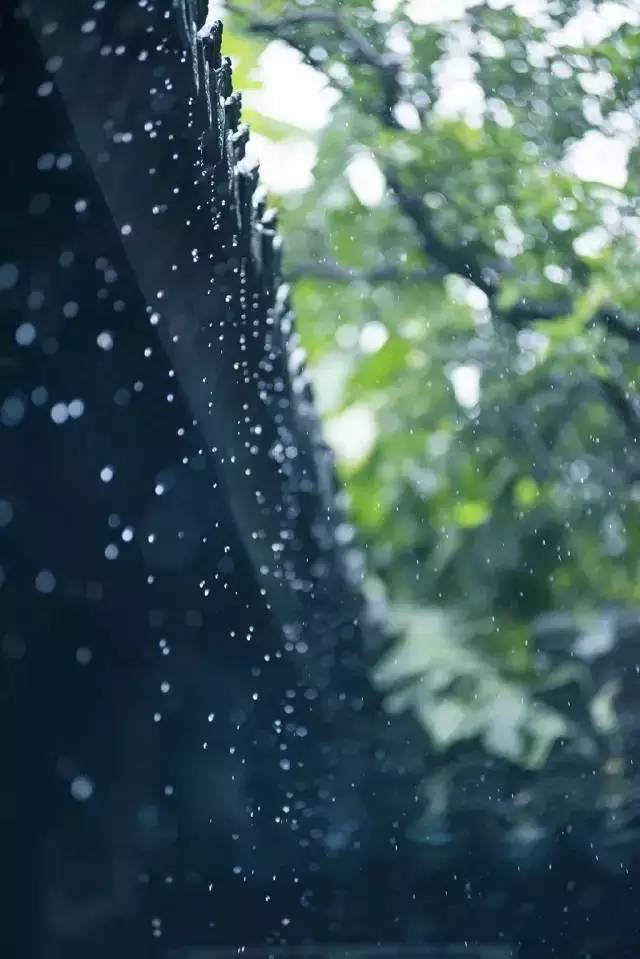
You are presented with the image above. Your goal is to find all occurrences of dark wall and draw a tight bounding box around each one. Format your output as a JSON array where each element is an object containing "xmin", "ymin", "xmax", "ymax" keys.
[{"xmin": 1, "ymin": 3, "xmax": 395, "ymax": 955}]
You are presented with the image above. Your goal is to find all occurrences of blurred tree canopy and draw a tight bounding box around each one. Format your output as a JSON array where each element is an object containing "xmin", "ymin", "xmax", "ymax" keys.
[{"xmin": 222, "ymin": 0, "xmax": 640, "ymax": 834}]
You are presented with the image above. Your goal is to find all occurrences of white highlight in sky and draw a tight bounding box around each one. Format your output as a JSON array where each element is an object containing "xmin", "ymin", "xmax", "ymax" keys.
[
  {"xmin": 347, "ymin": 152, "xmax": 386, "ymax": 207},
  {"xmin": 246, "ymin": 41, "xmax": 339, "ymax": 133},
  {"xmin": 564, "ymin": 130, "xmax": 631, "ymax": 189},
  {"xmin": 360, "ymin": 320, "xmax": 389, "ymax": 354},
  {"xmin": 393, "ymin": 101, "xmax": 421, "ymax": 131},
  {"xmin": 549, "ymin": 2, "xmax": 638, "ymax": 47},
  {"xmin": 433, "ymin": 54, "xmax": 485, "ymax": 127},
  {"xmin": 243, "ymin": 40, "xmax": 339, "ymax": 194},
  {"xmin": 406, "ymin": 0, "xmax": 549, "ymax": 22},
  {"xmin": 324, "ymin": 406, "xmax": 378, "ymax": 465},
  {"xmin": 449, "ymin": 364, "xmax": 481, "ymax": 408},
  {"xmin": 246, "ymin": 133, "xmax": 317, "ymax": 193},
  {"xmin": 406, "ymin": 0, "xmax": 474, "ymax": 23},
  {"xmin": 573, "ymin": 225, "xmax": 611, "ymax": 258}
]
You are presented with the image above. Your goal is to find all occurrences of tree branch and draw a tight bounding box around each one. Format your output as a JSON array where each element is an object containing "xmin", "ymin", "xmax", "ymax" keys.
[
  {"xmin": 596, "ymin": 306, "xmax": 640, "ymax": 345},
  {"xmin": 285, "ymin": 260, "xmax": 441, "ymax": 284},
  {"xmin": 385, "ymin": 167, "xmax": 497, "ymax": 297},
  {"xmin": 502, "ymin": 299, "xmax": 574, "ymax": 325},
  {"xmin": 226, "ymin": 3, "xmax": 640, "ymax": 441},
  {"xmin": 227, "ymin": 1, "xmax": 640, "ymax": 352},
  {"xmin": 598, "ymin": 377, "xmax": 640, "ymax": 447},
  {"xmin": 386, "ymin": 169, "xmax": 640, "ymax": 350},
  {"xmin": 502, "ymin": 300, "xmax": 640, "ymax": 344},
  {"xmin": 228, "ymin": 4, "xmax": 397, "ymax": 71},
  {"xmin": 227, "ymin": 2, "xmax": 402, "ymax": 124}
]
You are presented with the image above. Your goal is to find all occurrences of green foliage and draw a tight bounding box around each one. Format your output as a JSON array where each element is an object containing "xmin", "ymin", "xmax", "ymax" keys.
[{"xmin": 225, "ymin": 0, "xmax": 640, "ymax": 787}]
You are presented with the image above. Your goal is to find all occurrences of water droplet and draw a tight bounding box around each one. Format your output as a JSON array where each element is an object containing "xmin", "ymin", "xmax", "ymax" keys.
[
  {"xmin": 0, "ymin": 263, "xmax": 19, "ymax": 291},
  {"xmin": 15, "ymin": 323, "xmax": 36, "ymax": 346},
  {"xmin": 0, "ymin": 500, "xmax": 14, "ymax": 528},
  {"xmin": 70, "ymin": 775, "xmax": 94, "ymax": 800},
  {"xmin": 35, "ymin": 569, "xmax": 56, "ymax": 593},
  {"xmin": 2, "ymin": 397, "xmax": 26, "ymax": 427},
  {"xmin": 50, "ymin": 403, "xmax": 68, "ymax": 424},
  {"xmin": 97, "ymin": 331, "xmax": 114, "ymax": 350}
]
